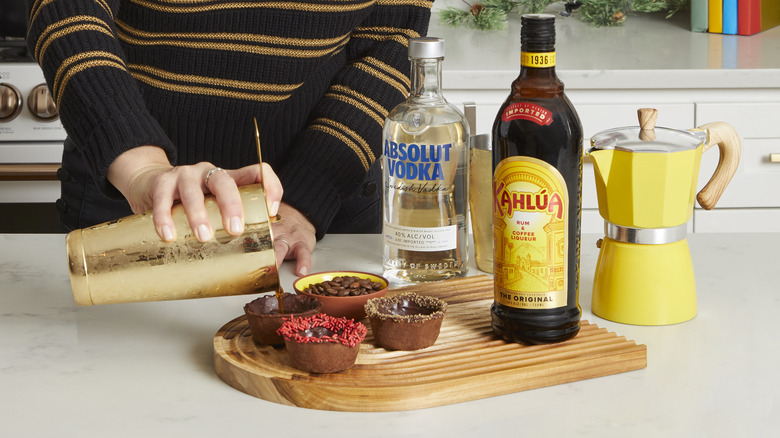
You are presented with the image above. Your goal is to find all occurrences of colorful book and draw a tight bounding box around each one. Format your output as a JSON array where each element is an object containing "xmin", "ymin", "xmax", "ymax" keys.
[
  {"xmin": 738, "ymin": 0, "xmax": 780, "ymax": 35},
  {"xmin": 691, "ymin": 0, "xmax": 709, "ymax": 32},
  {"xmin": 723, "ymin": 0, "xmax": 738, "ymax": 34},
  {"xmin": 708, "ymin": 0, "xmax": 723, "ymax": 33},
  {"xmin": 738, "ymin": 0, "xmax": 761, "ymax": 35},
  {"xmin": 760, "ymin": 0, "xmax": 780, "ymax": 32}
]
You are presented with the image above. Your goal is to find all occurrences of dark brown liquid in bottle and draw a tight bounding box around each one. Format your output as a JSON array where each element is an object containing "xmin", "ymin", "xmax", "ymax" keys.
[{"xmin": 490, "ymin": 14, "xmax": 582, "ymax": 345}]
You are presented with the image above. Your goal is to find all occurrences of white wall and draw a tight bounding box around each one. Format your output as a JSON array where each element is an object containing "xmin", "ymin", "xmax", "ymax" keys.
[{"xmin": 431, "ymin": 1, "xmax": 466, "ymax": 12}]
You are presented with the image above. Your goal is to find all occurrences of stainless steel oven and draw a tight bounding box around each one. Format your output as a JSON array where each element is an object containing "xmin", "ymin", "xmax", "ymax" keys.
[{"xmin": 0, "ymin": 2, "xmax": 66, "ymax": 232}]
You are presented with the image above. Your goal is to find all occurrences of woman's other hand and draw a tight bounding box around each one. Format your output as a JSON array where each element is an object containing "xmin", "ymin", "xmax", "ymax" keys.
[{"xmin": 271, "ymin": 202, "xmax": 316, "ymax": 277}]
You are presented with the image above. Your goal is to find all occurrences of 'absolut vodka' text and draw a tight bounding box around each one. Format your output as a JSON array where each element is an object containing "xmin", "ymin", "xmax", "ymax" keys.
[{"xmin": 384, "ymin": 141, "xmax": 453, "ymax": 181}]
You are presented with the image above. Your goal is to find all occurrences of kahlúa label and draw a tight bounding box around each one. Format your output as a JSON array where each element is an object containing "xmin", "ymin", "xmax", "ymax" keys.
[
  {"xmin": 501, "ymin": 103, "xmax": 553, "ymax": 126},
  {"xmin": 493, "ymin": 156, "xmax": 568, "ymax": 309},
  {"xmin": 521, "ymin": 51, "xmax": 556, "ymax": 68}
]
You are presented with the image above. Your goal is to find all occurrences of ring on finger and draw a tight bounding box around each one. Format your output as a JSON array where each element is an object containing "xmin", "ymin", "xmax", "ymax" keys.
[
  {"xmin": 204, "ymin": 167, "xmax": 228, "ymax": 186},
  {"xmin": 276, "ymin": 238, "xmax": 292, "ymax": 249}
]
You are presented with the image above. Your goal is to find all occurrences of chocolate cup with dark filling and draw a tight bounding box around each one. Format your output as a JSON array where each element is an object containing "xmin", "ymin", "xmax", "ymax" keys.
[
  {"xmin": 243, "ymin": 293, "xmax": 322, "ymax": 346},
  {"xmin": 365, "ymin": 292, "xmax": 447, "ymax": 351}
]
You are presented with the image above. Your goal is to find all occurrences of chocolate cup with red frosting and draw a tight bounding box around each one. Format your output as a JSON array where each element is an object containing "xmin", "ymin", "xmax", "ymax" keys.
[{"xmin": 278, "ymin": 314, "xmax": 367, "ymax": 373}]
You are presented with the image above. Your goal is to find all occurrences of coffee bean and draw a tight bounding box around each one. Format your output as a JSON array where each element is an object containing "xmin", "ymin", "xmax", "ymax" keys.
[{"xmin": 302, "ymin": 276, "xmax": 384, "ymax": 297}]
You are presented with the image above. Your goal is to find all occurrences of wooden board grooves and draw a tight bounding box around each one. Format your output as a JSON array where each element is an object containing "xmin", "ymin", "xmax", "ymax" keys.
[
  {"xmin": 345, "ymin": 324, "xmax": 636, "ymax": 383},
  {"xmin": 214, "ymin": 275, "xmax": 647, "ymax": 411}
]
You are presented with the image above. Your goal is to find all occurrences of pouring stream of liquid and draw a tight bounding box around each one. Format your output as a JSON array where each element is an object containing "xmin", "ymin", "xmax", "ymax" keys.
[{"xmin": 254, "ymin": 118, "xmax": 285, "ymax": 314}]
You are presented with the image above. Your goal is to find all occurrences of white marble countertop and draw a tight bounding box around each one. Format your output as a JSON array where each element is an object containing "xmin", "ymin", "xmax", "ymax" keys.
[
  {"xmin": 427, "ymin": 10, "xmax": 780, "ymax": 90},
  {"xmin": 2, "ymin": 232, "xmax": 779, "ymax": 437}
]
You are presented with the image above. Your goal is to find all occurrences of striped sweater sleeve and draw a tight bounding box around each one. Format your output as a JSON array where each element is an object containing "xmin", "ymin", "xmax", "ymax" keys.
[
  {"xmin": 279, "ymin": 0, "xmax": 433, "ymax": 238},
  {"xmin": 26, "ymin": 0, "xmax": 175, "ymax": 198}
]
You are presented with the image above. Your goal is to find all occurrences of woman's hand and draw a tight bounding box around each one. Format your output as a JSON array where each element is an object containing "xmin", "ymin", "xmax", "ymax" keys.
[
  {"xmin": 107, "ymin": 145, "xmax": 283, "ymax": 243},
  {"xmin": 271, "ymin": 202, "xmax": 316, "ymax": 277}
]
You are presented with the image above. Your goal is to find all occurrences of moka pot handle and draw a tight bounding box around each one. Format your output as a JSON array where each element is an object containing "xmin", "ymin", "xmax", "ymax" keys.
[{"xmin": 695, "ymin": 122, "xmax": 741, "ymax": 210}]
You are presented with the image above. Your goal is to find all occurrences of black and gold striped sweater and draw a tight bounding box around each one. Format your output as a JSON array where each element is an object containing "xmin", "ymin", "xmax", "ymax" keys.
[{"xmin": 27, "ymin": 0, "xmax": 432, "ymax": 237}]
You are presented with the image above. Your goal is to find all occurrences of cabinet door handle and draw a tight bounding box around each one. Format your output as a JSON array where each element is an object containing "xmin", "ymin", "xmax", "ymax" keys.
[
  {"xmin": 771, "ymin": 153, "xmax": 780, "ymax": 163},
  {"xmin": 0, "ymin": 163, "xmax": 59, "ymax": 180}
]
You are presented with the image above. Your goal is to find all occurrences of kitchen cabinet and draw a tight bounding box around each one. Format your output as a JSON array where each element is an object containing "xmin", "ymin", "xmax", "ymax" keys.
[
  {"xmin": 693, "ymin": 103, "xmax": 780, "ymax": 232},
  {"xmin": 430, "ymin": 11, "xmax": 780, "ymax": 233}
]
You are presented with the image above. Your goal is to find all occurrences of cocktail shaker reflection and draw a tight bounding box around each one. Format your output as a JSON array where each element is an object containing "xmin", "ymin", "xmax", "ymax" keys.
[{"xmin": 66, "ymin": 183, "xmax": 279, "ymax": 305}]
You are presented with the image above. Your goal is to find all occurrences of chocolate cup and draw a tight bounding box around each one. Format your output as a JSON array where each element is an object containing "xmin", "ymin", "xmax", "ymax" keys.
[
  {"xmin": 284, "ymin": 339, "xmax": 360, "ymax": 374},
  {"xmin": 365, "ymin": 293, "xmax": 447, "ymax": 351},
  {"xmin": 243, "ymin": 293, "xmax": 322, "ymax": 346}
]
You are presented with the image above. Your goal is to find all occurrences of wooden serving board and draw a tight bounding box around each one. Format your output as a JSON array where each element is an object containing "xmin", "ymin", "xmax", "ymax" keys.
[{"xmin": 213, "ymin": 275, "xmax": 647, "ymax": 411}]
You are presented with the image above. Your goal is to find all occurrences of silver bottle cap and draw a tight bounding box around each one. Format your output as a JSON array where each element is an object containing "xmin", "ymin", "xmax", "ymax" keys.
[{"xmin": 409, "ymin": 37, "xmax": 445, "ymax": 59}]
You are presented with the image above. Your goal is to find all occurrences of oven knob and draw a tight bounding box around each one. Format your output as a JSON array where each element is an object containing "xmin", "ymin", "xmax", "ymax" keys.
[
  {"xmin": 27, "ymin": 84, "xmax": 59, "ymax": 121},
  {"xmin": 0, "ymin": 83, "xmax": 23, "ymax": 122}
]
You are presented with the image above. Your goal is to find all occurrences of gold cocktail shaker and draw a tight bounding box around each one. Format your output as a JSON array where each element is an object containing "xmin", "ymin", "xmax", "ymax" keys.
[{"xmin": 66, "ymin": 183, "xmax": 279, "ymax": 305}]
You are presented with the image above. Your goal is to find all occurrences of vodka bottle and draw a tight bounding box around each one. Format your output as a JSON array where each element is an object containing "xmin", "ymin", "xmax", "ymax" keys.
[{"xmin": 382, "ymin": 37, "xmax": 469, "ymax": 283}]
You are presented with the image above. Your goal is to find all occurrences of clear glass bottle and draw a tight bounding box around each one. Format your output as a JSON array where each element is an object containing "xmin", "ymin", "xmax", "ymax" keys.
[
  {"xmin": 382, "ymin": 37, "xmax": 469, "ymax": 283},
  {"xmin": 491, "ymin": 14, "xmax": 583, "ymax": 344}
]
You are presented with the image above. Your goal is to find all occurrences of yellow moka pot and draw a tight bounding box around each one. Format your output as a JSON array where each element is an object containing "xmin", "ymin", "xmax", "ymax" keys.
[{"xmin": 588, "ymin": 108, "xmax": 740, "ymax": 325}]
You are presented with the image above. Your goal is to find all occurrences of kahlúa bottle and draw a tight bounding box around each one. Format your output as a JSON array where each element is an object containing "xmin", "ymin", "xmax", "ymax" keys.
[
  {"xmin": 491, "ymin": 14, "xmax": 583, "ymax": 344},
  {"xmin": 382, "ymin": 37, "xmax": 469, "ymax": 283}
]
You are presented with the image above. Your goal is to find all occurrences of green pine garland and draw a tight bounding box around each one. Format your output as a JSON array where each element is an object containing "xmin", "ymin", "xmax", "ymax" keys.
[
  {"xmin": 439, "ymin": 0, "xmax": 689, "ymax": 29},
  {"xmin": 439, "ymin": 0, "xmax": 517, "ymax": 30}
]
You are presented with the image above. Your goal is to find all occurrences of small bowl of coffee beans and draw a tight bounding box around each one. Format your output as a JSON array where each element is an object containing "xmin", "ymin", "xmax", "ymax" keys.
[{"xmin": 293, "ymin": 271, "xmax": 388, "ymax": 321}]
